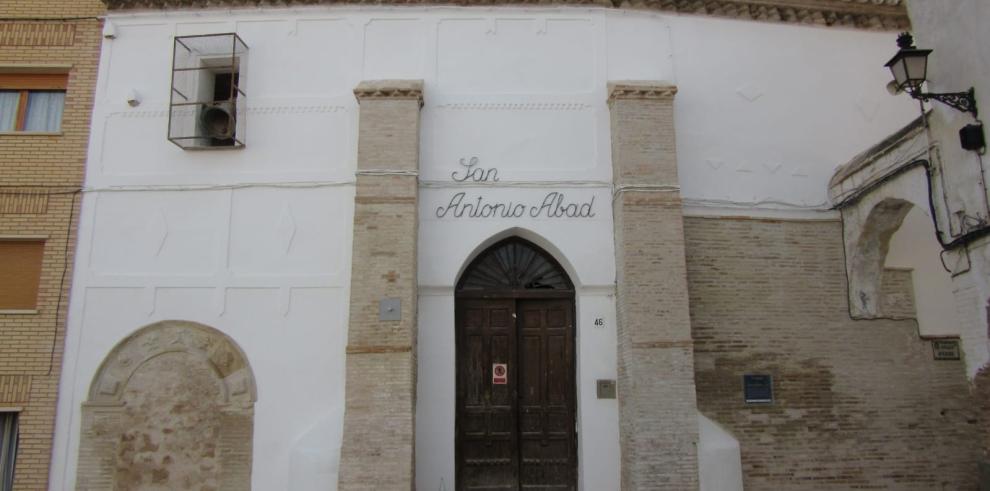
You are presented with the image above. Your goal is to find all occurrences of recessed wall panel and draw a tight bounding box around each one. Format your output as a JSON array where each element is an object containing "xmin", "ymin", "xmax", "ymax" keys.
[
  {"xmin": 427, "ymin": 101, "xmax": 596, "ymax": 177},
  {"xmin": 364, "ymin": 19, "xmax": 425, "ymax": 80},
  {"xmin": 228, "ymin": 187, "xmax": 349, "ymax": 277},
  {"xmin": 437, "ymin": 19, "xmax": 593, "ymax": 93},
  {"xmin": 89, "ymin": 192, "xmax": 224, "ymax": 276},
  {"xmin": 105, "ymin": 24, "xmax": 172, "ymax": 106}
]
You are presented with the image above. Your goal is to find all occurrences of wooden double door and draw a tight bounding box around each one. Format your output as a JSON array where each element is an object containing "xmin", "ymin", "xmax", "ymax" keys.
[{"xmin": 456, "ymin": 297, "xmax": 577, "ymax": 490}]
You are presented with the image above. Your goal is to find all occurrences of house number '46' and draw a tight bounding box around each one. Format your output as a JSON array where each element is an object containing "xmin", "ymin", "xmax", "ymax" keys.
[{"xmin": 594, "ymin": 318, "xmax": 604, "ymax": 327}]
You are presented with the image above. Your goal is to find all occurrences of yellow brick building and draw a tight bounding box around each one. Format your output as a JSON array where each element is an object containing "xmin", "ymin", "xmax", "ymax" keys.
[{"xmin": 0, "ymin": 1, "xmax": 103, "ymax": 489}]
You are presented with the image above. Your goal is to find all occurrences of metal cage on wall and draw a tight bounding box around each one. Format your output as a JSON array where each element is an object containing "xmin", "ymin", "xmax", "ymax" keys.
[{"xmin": 168, "ymin": 33, "xmax": 248, "ymax": 150}]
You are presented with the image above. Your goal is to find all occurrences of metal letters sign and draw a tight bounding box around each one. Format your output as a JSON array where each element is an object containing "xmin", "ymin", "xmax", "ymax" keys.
[
  {"xmin": 451, "ymin": 156, "xmax": 499, "ymax": 183},
  {"xmin": 932, "ymin": 339, "xmax": 961, "ymax": 360},
  {"xmin": 435, "ymin": 158, "xmax": 596, "ymax": 219},
  {"xmin": 492, "ymin": 363, "xmax": 508, "ymax": 385}
]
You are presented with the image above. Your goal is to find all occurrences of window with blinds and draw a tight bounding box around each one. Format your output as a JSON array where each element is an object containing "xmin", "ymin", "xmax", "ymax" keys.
[
  {"xmin": 0, "ymin": 240, "xmax": 45, "ymax": 310},
  {"xmin": 0, "ymin": 73, "xmax": 68, "ymax": 133},
  {"xmin": 0, "ymin": 412, "xmax": 16, "ymax": 491}
]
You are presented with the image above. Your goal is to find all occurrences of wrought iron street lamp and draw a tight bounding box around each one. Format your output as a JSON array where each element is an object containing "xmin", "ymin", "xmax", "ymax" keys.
[
  {"xmin": 886, "ymin": 32, "xmax": 984, "ymax": 152},
  {"xmin": 885, "ymin": 32, "xmax": 978, "ymax": 118}
]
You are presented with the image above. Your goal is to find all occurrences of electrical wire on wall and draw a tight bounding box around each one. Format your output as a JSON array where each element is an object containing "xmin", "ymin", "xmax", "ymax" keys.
[
  {"xmin": 0, "ymin": 186, "xmax": 82, "ymax": 376},
  {"xmin": 47, "ymin": 189, "xmax": 80, "ymax": 376},
  {"xmin": 917, "ymin": 101, "xmax": 990, "ymax": 252},
  {"xmin": 0, "ymin": 17, "xmax": 102, "ymax": 22}
]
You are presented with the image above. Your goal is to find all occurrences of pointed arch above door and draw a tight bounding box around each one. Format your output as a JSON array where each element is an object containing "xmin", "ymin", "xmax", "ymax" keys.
[{"xmin": 457, "ymin": 237, "xmax": 574, "ymax": 296}]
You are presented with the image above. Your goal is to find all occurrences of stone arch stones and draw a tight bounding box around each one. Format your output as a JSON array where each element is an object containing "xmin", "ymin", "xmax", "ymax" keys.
[
  {"xmin": 846, "ymin": 197, "xmax": 917, "ymax": 317},
  {"xmin": 828, "ymin": 116, "xmax": 938, "ymax": 319},
  {"xmin": 77, "ymin": 320, "xmax": 256, "ymax": 490}
]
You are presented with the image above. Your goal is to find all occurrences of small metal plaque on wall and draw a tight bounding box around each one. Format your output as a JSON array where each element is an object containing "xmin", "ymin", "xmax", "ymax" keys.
[
  {"xmin": 379, "ymin": 298, "xmax": 401, "ymax": 321},
  {"xmin": 932, "ymin": 339, "xmax": 961, "ymax": 360},
  {"xmin": 743, "ymin": 374, "xmax": 773, "ymax": 404},
  {"xmin": 596, "ymin": 379, "xmax": 616, "ymax": 399}
]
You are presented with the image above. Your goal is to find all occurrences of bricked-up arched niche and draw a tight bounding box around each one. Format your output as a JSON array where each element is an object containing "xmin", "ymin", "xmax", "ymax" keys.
[
  {"xmin": 848, "ymin": 197, "xmax": 914, "ymax": 318},
  {"xmin": 77, "ymin": 320, "xmax": 256, "ymax": 490}
]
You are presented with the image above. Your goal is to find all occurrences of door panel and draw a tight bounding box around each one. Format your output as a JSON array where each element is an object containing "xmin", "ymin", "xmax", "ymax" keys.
[
  {"xmin": 456, "ymin": 298, "xmax": 576, "ymax": 491},
  {"xmin": 457, "ymin": 299, "xmax": 519, "ymax": 491},
  {"xmin": 516, "ymin": 300, "xmax": 575, "ymax": 490}
]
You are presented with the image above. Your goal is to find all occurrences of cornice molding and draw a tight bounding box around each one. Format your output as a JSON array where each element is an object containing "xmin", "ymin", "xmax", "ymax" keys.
[
  {"xmin": 103, "ymin": 0, "xmax": 908, "ymax": 30},
  {"xmin": 353, "ymin": 80, "xmax": 424, "ymax": 106},
  {"xmin": 608, "ymin": 82, "xmax": 678, "ymax": 102}
]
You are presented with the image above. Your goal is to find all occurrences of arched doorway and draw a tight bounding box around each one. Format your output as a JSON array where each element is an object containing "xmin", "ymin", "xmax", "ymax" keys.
[
  {"xmin": 455, "ymin": 237, "xmax": 577, "ymax": 490},
  {"xmin": 77, "ymin": 320, "xmax": 256, "ymax": 490}
]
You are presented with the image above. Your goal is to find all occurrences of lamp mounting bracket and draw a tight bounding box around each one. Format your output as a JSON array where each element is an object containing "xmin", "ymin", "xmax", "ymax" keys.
[{"xmin": 909, "ymin": 86, "xmax": 978, "ymax": 118}]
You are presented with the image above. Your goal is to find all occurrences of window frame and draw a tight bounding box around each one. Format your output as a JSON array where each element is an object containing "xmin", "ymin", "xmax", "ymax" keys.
[
  {"xmin": 0, "ymin": 411, "xmax": 18, "ymax": 491},
  {"xmin": 0, "ymin": 238, "xmax": 46, "ymax": 313},
  {"xmin": 0, "ymin": 73, "xmax": 68, "ymax": 134}
]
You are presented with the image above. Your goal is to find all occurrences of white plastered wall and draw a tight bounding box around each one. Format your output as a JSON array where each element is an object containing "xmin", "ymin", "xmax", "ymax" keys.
[
  {"xmin": 886, "ymin": 205, "xmax": 961, "ymax": 337},
  {"xmin": 51, "ymin": 5, "xmax": 918, "ymax": 490},
  {"xmin": 905, "ymin": 0, "xmax": 990, "ymax": 375}
]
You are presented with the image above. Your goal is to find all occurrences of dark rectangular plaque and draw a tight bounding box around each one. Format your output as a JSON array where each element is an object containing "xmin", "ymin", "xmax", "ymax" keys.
[
  {"xmin": 596, "ymin": 379, "xmax": 616, "ymax": 399},
  {"xmin": 743, "ymin": 374, "xmax": 773, "ymax": 403},
  {"xmin": 932, "ymin": 339, "xmax": 960, "ymax": 360}
]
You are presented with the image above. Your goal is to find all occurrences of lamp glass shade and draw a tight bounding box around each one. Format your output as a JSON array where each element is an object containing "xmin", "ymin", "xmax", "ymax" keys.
[
  {"xmin": 904, "ymin": 53, "xmax": 928, "ymax": 85},
  {"xmin": 885, "ymin": 48, "xmax": 931, "ymax": 91},
  {"xmin": 889, "ymin": 60, "xmax": 908, "ymax": 89}
]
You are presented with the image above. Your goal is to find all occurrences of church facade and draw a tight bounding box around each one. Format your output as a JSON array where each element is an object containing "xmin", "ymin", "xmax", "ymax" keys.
[{"xmin": 46, "ymin": 0, "xmax": 988, "ymax": 489}]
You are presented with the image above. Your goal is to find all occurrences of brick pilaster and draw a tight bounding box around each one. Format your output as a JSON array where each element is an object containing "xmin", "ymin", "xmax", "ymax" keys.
[
  {"xmin": 607, "ymin": 81, "xmax": 700, "ymax": 490},
  {"xmin": 338, "ymin": 80, "xmax": 423, "ymax": 490}
]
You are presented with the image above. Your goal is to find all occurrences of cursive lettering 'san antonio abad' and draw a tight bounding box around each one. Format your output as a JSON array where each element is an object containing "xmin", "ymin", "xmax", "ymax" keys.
[
  {"xmin": 451, "ymin": 157, "xmax": 499, "ymax": 183},
  {"xmin": 436, "ymin": 157, "xmax": 596, "ymax": 219},
  {"xmin": 436, "ymin": 191, "xmax": 596, "ymax": 219}
]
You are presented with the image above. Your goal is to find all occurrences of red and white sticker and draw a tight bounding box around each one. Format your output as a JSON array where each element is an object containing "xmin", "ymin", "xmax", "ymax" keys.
[{"xmin": 492, "ymin": 363, "xmax": 508, "ymax": 385}]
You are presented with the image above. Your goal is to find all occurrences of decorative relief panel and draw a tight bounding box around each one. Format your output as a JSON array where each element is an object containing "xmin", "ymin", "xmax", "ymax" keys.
[
  {"xmin": 99, "ymin": 102, "xmax": 352, "ymax": 177},
  {"xmin": 175, "ymin": 21, "xmax": 235, "ymax": 37},
  {"xmin": 364, "ymin": 19, "xmax": 425, "ymax": 80},
  {"xmin": 86, "ymin": 321, "xmax": 254, "ymax": 406},
  {"xmin": 0, "ymin": 192, "xmax": 48, "ymax": 215},
  {"xmin": 605, "ymin": 16, "xmax": 673, "ymax": 82},
  {"xmin": 102, "ymin": 0, "xmax": 908, "ymax": 30},
  {"xmin": 436, "ymin": 19, "xmax": 594, "ymax": 93},
  {"xmin": 89, "ymin": 192, "xmax": 225, "ymax": 276},
  {"xmin": 154, "ymin": 287, "xmax": 217, "ymax": 318},
  {"xmin": 0, "ymin": 375, "xmax": 31, "ymax": 403},
  {"xmin": 236, "ymin": 19, "xmax": 353, "ymax": 97},
  {"xmin": 228, "ymin": 187, "xmax": 349, "ymax": 277},
  {"xmin": 0, "ymin": 23, "xmax": 75, "ymax": 46},
  {"xmin": 426, "ymin": 99, "xmax": 599, "ymax": 179},
  {"xmin": 79, "ymin": 321, "xmax": 255, "ymax": 490}
]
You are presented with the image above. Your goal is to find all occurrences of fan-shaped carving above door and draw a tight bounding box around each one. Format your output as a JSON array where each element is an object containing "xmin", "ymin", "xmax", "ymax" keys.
[{"xmin": 457, "ymin": 237, "xmax": 573, "ymax": 294}]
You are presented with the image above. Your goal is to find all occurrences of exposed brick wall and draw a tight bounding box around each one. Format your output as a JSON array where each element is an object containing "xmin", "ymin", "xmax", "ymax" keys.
[
  {"xmin": 338, "ymin": 81, "xmax": 422, "ymax": 490},
  {"xmin": 0, "ymin": 1, "xmax": 103, "ymax": 489},
  {"xmin": 0, "ymin": 1, "xmax": 103, "ymax": 18},
  {"xmin": 608, "ymin": 82, "xmax": 700, "ymax": 489},
  {"xmin": 879, "ymin": 268, "xmax": 915, "ymax": 319},
  {"xmin": 975, "ymin": 363, "xmax": 990, "ymax": 488},
  {"xmin": 685, "ymin": 216, "xmax": 981, "ymax": 490}
]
